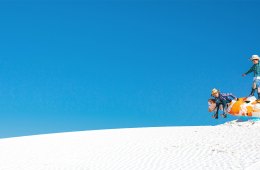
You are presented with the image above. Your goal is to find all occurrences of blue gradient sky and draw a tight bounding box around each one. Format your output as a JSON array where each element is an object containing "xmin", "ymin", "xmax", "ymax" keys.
[{"xmin": 0, "ymin": 0, "xmax": 260, "ymax": 138}]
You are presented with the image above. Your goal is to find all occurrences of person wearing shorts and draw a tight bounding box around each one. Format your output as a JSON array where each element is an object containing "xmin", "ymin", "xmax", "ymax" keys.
[{"xmin": 242, "ymin": 55, "xmax": 260, "ymax": 100}]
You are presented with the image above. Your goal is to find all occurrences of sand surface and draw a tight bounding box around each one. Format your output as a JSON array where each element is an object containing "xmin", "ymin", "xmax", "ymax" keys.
[{"xmin": 0, "ymin": 120, "xmax": 260, "ymax": 170}]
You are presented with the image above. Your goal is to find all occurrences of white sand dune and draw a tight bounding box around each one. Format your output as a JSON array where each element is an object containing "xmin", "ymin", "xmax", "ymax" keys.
[{"xmin": 0, "ymin": 120, "xmax": 260, "ymax": 170}]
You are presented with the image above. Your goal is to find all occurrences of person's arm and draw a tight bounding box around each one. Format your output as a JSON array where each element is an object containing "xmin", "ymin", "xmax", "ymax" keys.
[
  {"xmin": 229, "ymin": 94, "xmax": 236, "ymax": 100},
  {"xmin": 222, "ymin": 93, "xmax": 237, "ymax": 100},
  {"xmin": 244, "ymin": 65, "xmax": 254, "ymax": 75}
]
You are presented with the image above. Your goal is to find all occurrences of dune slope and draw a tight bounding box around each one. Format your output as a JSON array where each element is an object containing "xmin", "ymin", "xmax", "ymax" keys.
[{"xmin": 0, "ymin": 120, "xmax": 260, "ymax": 170}]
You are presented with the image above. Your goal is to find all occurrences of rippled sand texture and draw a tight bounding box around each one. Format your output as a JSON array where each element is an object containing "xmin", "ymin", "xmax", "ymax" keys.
[{"xmin": 0, "ymin": 120, "xmax": 260, "ymax": 170}]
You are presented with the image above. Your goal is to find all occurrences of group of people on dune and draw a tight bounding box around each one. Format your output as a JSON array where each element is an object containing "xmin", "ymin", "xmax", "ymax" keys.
[{"xmin": 209, "ymin": 55, "xmax": 260, "ymax": 119}]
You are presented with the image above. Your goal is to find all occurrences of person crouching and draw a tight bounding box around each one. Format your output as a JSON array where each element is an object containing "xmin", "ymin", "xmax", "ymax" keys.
[{"xmin": 210, "ymin": 88, "xmax": 237, "ymax": 119}]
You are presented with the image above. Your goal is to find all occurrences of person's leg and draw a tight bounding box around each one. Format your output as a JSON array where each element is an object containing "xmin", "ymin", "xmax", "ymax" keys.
[
  {"xmin": 213, "ymin": 104, "xmax": 219, "ymax": 119},
  {"xmin": 221, "ymin": 101, "xmax": 227, "ymax": 118},
  {"xmin": 256, "ymin": 79, "xmax": 260, "ymax": 100},
  {"xmin": 250, "ymin": 81, "xmax": 257, "ymax": 97},
  {"xmin": 258, "ymin": 88, "xmax": 260, "ymax": 100},
  {"xmin": 250, "ymin": 88, "xmax": 255, "ymax": 96}
]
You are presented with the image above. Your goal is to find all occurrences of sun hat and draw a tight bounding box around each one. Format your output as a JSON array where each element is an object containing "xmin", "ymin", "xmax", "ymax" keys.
[
  {"xmin": 250, "ymin": 55, "xmax": 260, "ymax": 61},
  {"xmin": 211, "ymin": 88, "xmax": 219, "ymax": 95}
]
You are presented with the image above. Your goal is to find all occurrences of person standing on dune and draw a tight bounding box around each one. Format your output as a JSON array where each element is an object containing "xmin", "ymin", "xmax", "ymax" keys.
[{"xmin": 242, "ymin": 55, "xmax": 260, "ymax": 101}]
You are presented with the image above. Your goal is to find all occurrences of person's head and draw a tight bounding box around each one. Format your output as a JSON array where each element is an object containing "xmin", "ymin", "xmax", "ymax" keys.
[
  {"xmin": 211, "ymin": 88, "xmax": 219, "ymax": 97},
  {"xmin": 250, "ymin": 55, "xmax": 260, "ymax": 64}
]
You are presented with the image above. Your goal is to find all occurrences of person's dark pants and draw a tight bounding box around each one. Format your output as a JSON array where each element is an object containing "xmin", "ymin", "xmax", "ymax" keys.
[{"xmin": 214, "ymin": 101, "xmax": 228, "ymax": 118}]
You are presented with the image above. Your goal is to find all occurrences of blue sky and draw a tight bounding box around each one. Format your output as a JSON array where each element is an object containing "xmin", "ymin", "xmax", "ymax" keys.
[{"xmin": 0, "ymin": 0, "xmax": 259, "ymax": 138}]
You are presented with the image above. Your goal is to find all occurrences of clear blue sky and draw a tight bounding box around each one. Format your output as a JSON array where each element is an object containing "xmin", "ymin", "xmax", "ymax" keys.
[{"xmin": 0, "ymin": 0, "xmax": 259, "ymax": 138}]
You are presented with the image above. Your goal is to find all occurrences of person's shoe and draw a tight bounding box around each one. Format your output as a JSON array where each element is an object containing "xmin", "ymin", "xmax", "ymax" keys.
[
  {"xmin": 221, "ymin": 113, "xmax": 227, "ymax": 118},
  {"xmin": 212, "ymin": 113, "xmax": 218, "ymax": 119},
  {"xmin": 256, "ymin": 99, "xmax": 260, "ymax": 103}
]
